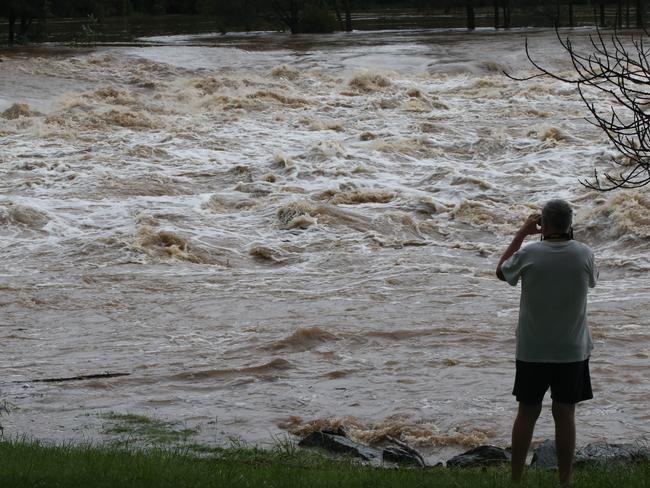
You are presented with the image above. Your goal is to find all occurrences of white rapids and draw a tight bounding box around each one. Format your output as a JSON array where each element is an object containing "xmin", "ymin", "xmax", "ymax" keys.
[{"xmin": 1, "ymin": 28, "xmax": 649, "ymax": 461}]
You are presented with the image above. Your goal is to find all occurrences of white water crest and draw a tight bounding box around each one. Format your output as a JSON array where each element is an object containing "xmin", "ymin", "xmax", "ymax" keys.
[{"xmin": 1, "ymin": 28, "xmax": 649, "ymax": 461}]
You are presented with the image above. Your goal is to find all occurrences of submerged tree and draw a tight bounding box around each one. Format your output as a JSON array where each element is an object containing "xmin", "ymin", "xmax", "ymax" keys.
[
  {"xmin": 510, "ymin": 29, "xmax": 650, "ymax": 190},
  {"xmin": 2, "ymin": 0, "xmax": 48, "ymax": 44},
  {"xmin": 466, "ymin": 0, "xmax": 475, "ymax": 30},
  {"xmin": 331, "ymin": 0, "xmax": 352, "ymax": 31},
  {"xmin": 260, "ymin": 0, "xmax": 337, "ymax": 34}
]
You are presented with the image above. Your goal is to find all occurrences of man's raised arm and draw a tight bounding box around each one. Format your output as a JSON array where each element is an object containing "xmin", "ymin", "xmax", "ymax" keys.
[{"xmin": 496, "ymin": 214, "xmax": 541, "ymax": 281}]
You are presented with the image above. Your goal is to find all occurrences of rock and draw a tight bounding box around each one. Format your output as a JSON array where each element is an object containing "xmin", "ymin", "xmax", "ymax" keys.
[
  {"xmin": 446, "ymin": 445, "xmax": 511, "ymax": 468},
  {"xmin": 321, "ymin": 426, "xmax": 347, "ymax": 437},
  {"xmin": 382, "ymin": 436, "xmax": 426, "ymax": 468},
  {"xmin": 575, "ymin": 442, "xmax": 649, "ymax": 466},
  {"xmin": 382, "ymin": 446, "xmax": 425, "ymax": 467},
  {"xmin": 531, "ymin": 439, "xmax": 557, "ymax": 468},
  {"xmin": 298, "ymin": 431, "xmax": 381, "ymax": 462}
]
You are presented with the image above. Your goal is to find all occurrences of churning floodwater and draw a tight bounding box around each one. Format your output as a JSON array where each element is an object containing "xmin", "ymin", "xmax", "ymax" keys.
[{"xmin": 1, "ymin": 28, "xmax": 649, "ymax": 461}]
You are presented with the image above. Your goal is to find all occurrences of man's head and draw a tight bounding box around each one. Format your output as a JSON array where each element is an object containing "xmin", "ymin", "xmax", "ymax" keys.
[{"xmin": 541, "ymin": 199, "xmax": 573, "ymax": 234}]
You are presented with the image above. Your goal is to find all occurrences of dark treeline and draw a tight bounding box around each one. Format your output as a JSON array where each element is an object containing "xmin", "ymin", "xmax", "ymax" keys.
[{"xmin": 1, "ymin": 1, "xmax": 647, "ymax": 44}]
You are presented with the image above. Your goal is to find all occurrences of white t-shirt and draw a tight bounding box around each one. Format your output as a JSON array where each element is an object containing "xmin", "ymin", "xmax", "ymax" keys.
[{"xmin": 501, "ymin": 240, "xmax": 598, "ymax": 363}]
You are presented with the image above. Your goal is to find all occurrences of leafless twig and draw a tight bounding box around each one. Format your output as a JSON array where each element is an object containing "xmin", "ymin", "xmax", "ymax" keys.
[{"xmin": 505, "ymin": 28, "xmax": 650, "ymax": 190}]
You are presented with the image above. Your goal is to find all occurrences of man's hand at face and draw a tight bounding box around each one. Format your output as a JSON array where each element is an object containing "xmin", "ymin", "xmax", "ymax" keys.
[
  {"xmin": 497, "ymin": 213, "xmax": 541, "ymax": 281},
  {"xmin": 517, "ymin": 213, "xmax": 541, "ymax": 238}
]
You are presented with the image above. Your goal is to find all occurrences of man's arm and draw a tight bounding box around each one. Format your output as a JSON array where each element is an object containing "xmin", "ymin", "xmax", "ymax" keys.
[
  {"xmin": 496, "ymin": 214, "xmax": 541, "ymax": 281},
  {"xmin": 588, "ymin": 251, "xmax": 599, "ymax": 288}
]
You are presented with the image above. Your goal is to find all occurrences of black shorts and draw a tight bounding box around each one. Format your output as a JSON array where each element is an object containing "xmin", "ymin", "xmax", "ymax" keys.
[{"xmin": 513, "ymin": 358, "xmax": 593, "ymax": 404}]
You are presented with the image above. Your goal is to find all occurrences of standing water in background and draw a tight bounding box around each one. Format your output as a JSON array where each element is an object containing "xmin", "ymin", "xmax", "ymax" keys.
[{"xmin": 0, "ymin": 29, "xmax": 648, "ymax": 460}]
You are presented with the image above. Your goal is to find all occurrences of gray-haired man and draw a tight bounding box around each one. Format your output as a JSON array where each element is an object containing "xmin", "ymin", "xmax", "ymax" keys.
[{"xmin": 496, "ymin": 199, "xmax": 598, "ymax": 487}]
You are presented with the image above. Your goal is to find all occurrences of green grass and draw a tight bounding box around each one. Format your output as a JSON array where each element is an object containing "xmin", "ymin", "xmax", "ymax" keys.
[
  {"xmin": 0, "ymin": 438, "xmax": 649, "ymax": 488},
  {"xmin": 100, "ymin": 412, "xmax": 199, "ymax": 446}
]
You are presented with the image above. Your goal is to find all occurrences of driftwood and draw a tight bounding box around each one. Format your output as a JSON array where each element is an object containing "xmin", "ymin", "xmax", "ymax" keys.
[{"xmin": 17, "ymin": 372, "xmax": 130, "ymax": 384}]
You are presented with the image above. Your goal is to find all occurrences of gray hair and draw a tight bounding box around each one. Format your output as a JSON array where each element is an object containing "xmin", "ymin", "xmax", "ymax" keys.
[{"xmin": 542, "ymin": 199, "xmax": 573, "ymax": 232}]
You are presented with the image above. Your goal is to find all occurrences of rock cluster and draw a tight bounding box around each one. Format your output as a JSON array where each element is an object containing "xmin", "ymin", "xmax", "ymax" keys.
[
  {"xmin": 298, "ymin": 430, "xmax": 649, "ymax": 469},
  {"xmin": 298, "ymin": 430, "xmax": 425, "ymax": 466},
  {"xmin": 446, "ymin": 445, "xmax": 511, "ymax": 468},
  {"xmin": 299, "ymin": 431, "xmax": 381, "ymax": 463},
  {"xmin": 532, "ymin": 440, "xmax": 650, "ymax": 468}
]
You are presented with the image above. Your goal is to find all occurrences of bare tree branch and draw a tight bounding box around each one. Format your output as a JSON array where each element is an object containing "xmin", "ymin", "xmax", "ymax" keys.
[{"xmin": 506, "ymin": 27, "xmax": 650, "ymax": 190}]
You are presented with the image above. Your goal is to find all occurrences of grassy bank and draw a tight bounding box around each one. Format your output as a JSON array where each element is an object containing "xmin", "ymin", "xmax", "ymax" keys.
[{"xmin": 1, "ymin": 439, "xmax": 649, "ymax": 488}]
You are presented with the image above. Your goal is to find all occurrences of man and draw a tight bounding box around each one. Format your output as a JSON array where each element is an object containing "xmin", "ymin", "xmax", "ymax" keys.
[{"xmin": 496, "ymin": 199, "xmax": 598, "ymax": 487}]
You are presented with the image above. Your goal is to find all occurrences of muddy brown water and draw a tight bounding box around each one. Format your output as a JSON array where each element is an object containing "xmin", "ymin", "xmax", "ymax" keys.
[{"xmin": 1, "ymin": 28, "xmax": 648, "ymax": 462}]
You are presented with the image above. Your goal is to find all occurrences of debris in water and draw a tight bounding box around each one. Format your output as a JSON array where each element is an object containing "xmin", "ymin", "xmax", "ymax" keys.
[
  {"xmin": 0, "ymin": 203, "xmax": 49, "ymax": 229},
  {"xmin": 271, "ymin": 64, "xmax": 300, "ymax": 80},
  {"xmin": 1, "ymin": 103, "xmax": 39, "ymax": 120},
  {"xmin": 348, "ymin": 69, "xmax": 392, "ymax": 92},
  {"xmin": 277, "ymin": 200, "xmax": 317, "ymax": 229},
  {"xmin": 329, "ymin": 190, "xmax": 395, "ymax": 205}
]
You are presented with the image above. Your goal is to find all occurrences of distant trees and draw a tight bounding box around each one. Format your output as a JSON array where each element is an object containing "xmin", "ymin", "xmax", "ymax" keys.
[
  {"xmin": 2, "ymin": 0, "xmax": 650, "ymax": 43},
  {"xmin": 344, "ymin": 0, "xmax": 353, "ymax": 31},
  {"xmin": 412, "ymin": 1, "xmax": 635, "ymax": 31},
  {"xmin": 194, "ymin": 0, "xmax": 337, "ymax": 34},
  {"xmin": 494, "ymin": 0, "xmax": 512, "ymax": 29},
  {"xmin": 636, "ymin": 0, "xmax": 646, "ymax": 27},
  {"xmin": 196, "ymin": 0, "xmax": 263, "ymax": 33},
  {"xmin": 0, "ymin": 1, "xmax": 46, "ymax": 44},
  {"xmin": 332, "ymin": 0, "xmax": 353, "ymax": 31},
  {"xmin": 266, "ymin": 0, "xmax": 308, "ymax": 34}
]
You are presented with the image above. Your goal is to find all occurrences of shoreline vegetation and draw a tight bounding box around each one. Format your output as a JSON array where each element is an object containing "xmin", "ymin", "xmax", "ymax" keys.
[
  {"xmin": 1, "ymin": 413, "xmax": 648, "ymax": 487},
  {"xmin": 1, "ymin": 2, "xmax": 649, "ymax": 46},
  {"xmin": 1, "ymin": 437, "xmax": 649, "ymax": 487}
]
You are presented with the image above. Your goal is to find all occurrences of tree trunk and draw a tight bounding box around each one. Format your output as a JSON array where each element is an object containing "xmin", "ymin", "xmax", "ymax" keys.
[
  {"xmin": 556, "ymin": 0, "xmax": 561, "ymax": 26},
  {"xmin": 19, "ymin": 15, "xmax": 31, "ymax": 38},
  {"xmin": 627, "ymin": 0, "xmax": 631, "ymax": 27},
  {"xmin": 600, "ymin": 2, "xmax": 606, "ymax": 27},
  {"xmin": 502, "ymin": 1, "xmax": 511, "ymax": 28},
  {"xmin": 466, "ymin": 0, "xmax": 475, "ymax": 30},
  {"xmin": 618, "ymin": 0, "xmax": 623, "ymax": 27},
  {"xmin": 569, "ymin": 1, "xmax": 574, "ymax": 27},
  {"xmin": 8, "ymin": 3, "xmax": 17, "ymax": 45},
  {"xmin": 344, "ymin": 0, "xmax": 352, "ymax": 32},
  {"xmin": 289, "ymin": 0, "xmax": 299, "ymax": 34},
  {"xmin": 637, "ymin": 0, "xmax": 645, "ymax": 28},
  {"xmin": 333, "ymin": 0, "xmax": 343, "ymax": 30},
  {"xmin": 494, "ymin": 0, "xmax": 499, "ymax": 29}
]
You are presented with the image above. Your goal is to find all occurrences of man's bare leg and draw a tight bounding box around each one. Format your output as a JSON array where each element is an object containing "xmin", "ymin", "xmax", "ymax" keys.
[
  {"xmin": 511, "ymin": 402, "xmax": 542, "ymax": 483},
  {"xmin": 552, "ymin": 401, "xmax": 576, "ymax": 487}
]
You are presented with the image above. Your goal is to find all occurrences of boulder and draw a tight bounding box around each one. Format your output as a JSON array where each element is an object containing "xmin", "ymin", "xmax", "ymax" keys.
[
  {"xmin": 321, "ymin": 427, "xmax": 347, "ymax": 437},
  {"xmin": 531, "ymin": 439, "xmax": 557, "ymax": 468},
  {"xmin": 382, "ymin": 445, "xmax": 425, "ymax": 467},
  {"xmin": 575, "ymin": 442, "xmax": 649, "ymax": 466},
  {"xmin": 299, "ymin": 431, "xmax": 381, "ymax": 462},
  {"xmin": 446, "ymin": 445, "xmax": 511, "ymax": 468}
]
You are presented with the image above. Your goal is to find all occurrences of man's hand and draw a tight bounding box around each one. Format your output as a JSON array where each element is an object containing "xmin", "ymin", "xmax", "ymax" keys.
[
  {"xmin": 496, "ymin": 213, "xmax": 541, "ymax": 281},
  {"xmin": 517, "ymin": 213, "xmax": 541, "ymax": 238}
]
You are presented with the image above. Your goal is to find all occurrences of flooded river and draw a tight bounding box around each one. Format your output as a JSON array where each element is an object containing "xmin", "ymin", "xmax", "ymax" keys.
[{"xmin": 1, "ymin": 28, "xmax": 648, "ymax": 461}]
